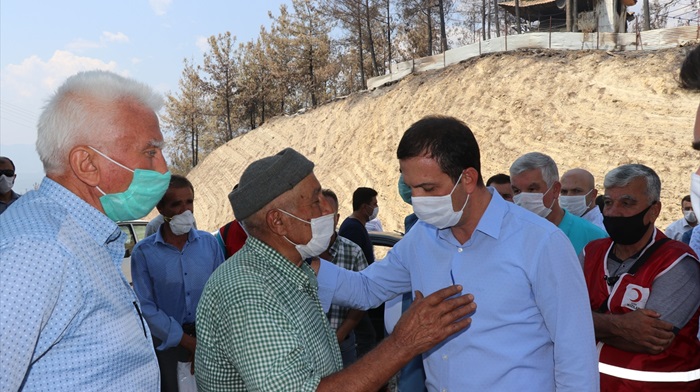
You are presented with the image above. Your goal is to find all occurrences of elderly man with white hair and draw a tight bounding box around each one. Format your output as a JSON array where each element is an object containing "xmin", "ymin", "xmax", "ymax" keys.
[
  {"xmin": 510, "ymin": 152, "xmax": 607, "ymax": 255},
  {"xmin": 0, "ymin": 71, "xmax": 167, "ymax": 391}
]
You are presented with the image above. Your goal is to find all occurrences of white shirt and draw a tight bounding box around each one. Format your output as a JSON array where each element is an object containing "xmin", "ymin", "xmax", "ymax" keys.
[
  {"xmin": 365, "ymin": 218, "xmax": 383, "ymax": 232},
  {"xmin": 665, "ymin": 217, "xmax": 694, "ymax": 241},
  {"xmin": 582, "ymin": 207, "xmax": 606, "ymax": 231}
]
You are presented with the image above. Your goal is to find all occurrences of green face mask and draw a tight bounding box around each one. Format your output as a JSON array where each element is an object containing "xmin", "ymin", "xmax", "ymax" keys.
[
  {"xmin": 398, "ymin": 174, "xmax": 412, "ymax": 205},
  {"xmin": 90, "ymin": 146, "xmax": 171, "ymax": 222}
]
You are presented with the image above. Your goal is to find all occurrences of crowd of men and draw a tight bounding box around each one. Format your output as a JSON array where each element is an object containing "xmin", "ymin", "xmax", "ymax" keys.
[{"xmin": 0, "ymin": 44, "xmax": 698, "ymax": 392}]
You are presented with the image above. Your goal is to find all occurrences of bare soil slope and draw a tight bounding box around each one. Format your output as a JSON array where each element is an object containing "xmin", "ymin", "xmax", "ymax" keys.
[{"xmin": 189, "ymin": 46, "xmax": 699, "ymax": 234}]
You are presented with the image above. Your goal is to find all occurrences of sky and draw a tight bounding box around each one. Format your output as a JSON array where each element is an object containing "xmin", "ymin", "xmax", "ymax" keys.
[{"xmin": 0, "ymin": 0, "xmax": 290, "ymax": 193}]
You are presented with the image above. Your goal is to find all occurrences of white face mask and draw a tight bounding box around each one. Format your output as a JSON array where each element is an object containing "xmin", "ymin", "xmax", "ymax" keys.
[
  {"xmin": 559, "ymin": 190, "xmax": 593, "ymax": 217},
  {"xmin": 684, "ymin": 210, "xmax": 697, "ymax": 224},
  {"xmin": 412, "ymin": 173, "xmax": 469, "ymax": 229},
  {"xmin": 167, "ymin": 210, "xmax": 196, "ymax": 236},
  {"xmin": 368, "ymin": 206, "xmax": 379, "ymax": 221},
  {"xmin": 514, "ymin": 185, "xmax": 554, "ymax": 218},
  {"xmin": 280, "ymin": 210, "xmax": 335, "ymax": 259},
  {"xmin": 0, "ymin": 174, "xmax": 15, "ymax": 194},
  {"xmin": 691, "ymin": 173, "xmax": 700, "ymax": 222}
]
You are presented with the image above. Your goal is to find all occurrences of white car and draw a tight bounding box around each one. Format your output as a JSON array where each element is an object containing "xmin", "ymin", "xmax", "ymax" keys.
[{"xmin": 117, "ymin": 220, "xmax": 149, "ymax": 284}]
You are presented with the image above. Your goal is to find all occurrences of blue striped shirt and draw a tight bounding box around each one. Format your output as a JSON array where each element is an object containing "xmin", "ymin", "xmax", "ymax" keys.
[{"xmin": 0, "ymin": 177, "xmax": 159, "ymax": 391}]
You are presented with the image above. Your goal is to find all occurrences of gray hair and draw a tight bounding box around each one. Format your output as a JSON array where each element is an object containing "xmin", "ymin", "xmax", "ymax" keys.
[
  {"xmin": 604, "ymin": 164, "xmax": 661, "ymax": 203},
  {"xmin": 36, "ymin": 70, "xmax": 163, "ymax": 174},
  {"xmin": 509, "ymin": 152, "xmax": 559, "ymax": 187}
]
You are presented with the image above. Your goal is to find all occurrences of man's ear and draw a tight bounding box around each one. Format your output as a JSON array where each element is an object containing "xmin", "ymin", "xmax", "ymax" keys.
[
  {"xmin": 589, "ymin": 189, "xmax": 598, "ymax": 204},
  {"xmin": 463, "ymin": 167, "xmax": 479, "ymax": 193},
  {"xmin": 552, "ymin": 181, "xmax": 562, "ymax": 198},
  {"xmin": 266, "ymin": 209, "xmax": 288, "ymax": 237},
  {"xmin": 69, "ymin": 146, "xmax": 100, "ymax": 187},
  {"xmin": 650, "ymin": 200, "xmax": 662, "ymax": 222}
]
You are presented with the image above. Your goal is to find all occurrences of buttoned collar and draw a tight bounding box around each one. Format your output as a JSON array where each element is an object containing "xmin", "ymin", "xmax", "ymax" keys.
[{"xmin": 40, "ymin": 177, "xmax": 123, "ymax": 246}]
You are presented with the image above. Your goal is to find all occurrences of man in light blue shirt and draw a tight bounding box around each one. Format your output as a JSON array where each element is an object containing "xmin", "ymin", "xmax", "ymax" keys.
[
  {"xmin": 510, "ymin": 152, "xmax": 608, "ymax": 255},
  {"xmin": 319, "ymin": 116, "xmax": 598, "ymax": 391},
  {"xmin": 0, "ymin": 71, "xmax": 165, "ymax": 391},
  {"xmin": 132, "ymin": 174, "xmax": 225, "ymax": 391}
]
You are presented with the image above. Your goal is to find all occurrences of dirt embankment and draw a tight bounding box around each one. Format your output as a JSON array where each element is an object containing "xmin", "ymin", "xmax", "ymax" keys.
[{"xmin": 188, "ymin": 46, "xmax": 699, "ymax": 234}]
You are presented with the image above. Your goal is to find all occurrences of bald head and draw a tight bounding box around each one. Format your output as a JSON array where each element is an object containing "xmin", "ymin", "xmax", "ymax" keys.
[
  {"xmin": 561, "ymin": 169, "xmax": 595, "ymax": 191},
  {"xmin": 560, "ymin": 168, "xmax": 598, "ymax": 214}
]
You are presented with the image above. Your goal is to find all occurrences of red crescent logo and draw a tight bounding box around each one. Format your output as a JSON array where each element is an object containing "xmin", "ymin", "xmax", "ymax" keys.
[{"xmin": 630, "ymin": 288, "xmax": 642, "ymax": 302}]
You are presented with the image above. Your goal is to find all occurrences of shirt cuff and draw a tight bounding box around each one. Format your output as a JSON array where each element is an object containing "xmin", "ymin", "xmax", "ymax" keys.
[{"xmin": 158, "ymin": 318, "xmax": 185, "ymax": 350}]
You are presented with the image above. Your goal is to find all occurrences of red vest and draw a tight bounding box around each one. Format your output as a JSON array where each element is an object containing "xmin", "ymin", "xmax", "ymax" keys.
[
  {"xmin": 583, "ymin": 230, "xmax": 700, "ymax": 391},
  {"xmin": 219, "ymin": 220, "xmax": 247, "ymax": 258}
]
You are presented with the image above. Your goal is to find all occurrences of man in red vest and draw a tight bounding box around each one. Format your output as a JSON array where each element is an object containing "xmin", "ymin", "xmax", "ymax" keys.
[
  {"xmin": 214, "ymin": 184, "xmax": 249, "ymax": 259},
  {"xmin": 582, "ymin": 163, "xmax": 700, "ymax": 391}
]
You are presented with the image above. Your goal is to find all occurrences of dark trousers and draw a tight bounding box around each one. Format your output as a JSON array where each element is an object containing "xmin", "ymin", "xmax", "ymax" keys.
[
  {"xmin": 153, "ymin": 338, "xmax": 191, "ymax": 392},
  {"xmin": 338, "ymin": 331, "xmax": 357, "ymax": 368},
  {"xmin": 354, "ymin": 314, "xmax": 377, "ymax": 358}
]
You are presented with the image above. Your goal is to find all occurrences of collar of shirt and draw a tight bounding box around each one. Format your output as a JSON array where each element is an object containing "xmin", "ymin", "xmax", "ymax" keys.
[
  {"xmin": 326, "ymin": 233, "xmax": 341, "ymax": 261},
  {"xmin": 247, "ymin": 236, "xmax": 318, "ymax": 292},
  {"xmin": 153, "ymin": 225, "xmax": 202, "ymax": 246},
  {"xmin": 40, "ymin": 177, "xmax": 125, "ymax": 249},
  {"xmin": 436, "ymin": 186, "xmax": 505, "ymax": 246}
]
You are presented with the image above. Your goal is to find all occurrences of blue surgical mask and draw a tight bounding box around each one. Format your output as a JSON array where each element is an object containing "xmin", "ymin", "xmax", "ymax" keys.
[{"xmin": 90, "ymin": 146, "xmax": 171, "ymax": 222}]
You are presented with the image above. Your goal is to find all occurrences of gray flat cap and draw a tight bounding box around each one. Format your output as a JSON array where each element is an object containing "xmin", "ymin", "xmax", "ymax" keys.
[{"xmin": 229, "ymin": 148, "xmax": 314, "ymax": 221}]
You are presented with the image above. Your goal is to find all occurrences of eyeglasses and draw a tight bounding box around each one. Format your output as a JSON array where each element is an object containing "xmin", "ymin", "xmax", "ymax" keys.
[{"xmin": 0, "ymin": 170, "xmax": 15, "ymax": 177}]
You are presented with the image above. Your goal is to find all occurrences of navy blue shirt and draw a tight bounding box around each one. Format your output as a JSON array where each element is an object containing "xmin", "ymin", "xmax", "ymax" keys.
[{"xmin": 338, "ymin": 217, "xmax": 374, "ymax": 264}]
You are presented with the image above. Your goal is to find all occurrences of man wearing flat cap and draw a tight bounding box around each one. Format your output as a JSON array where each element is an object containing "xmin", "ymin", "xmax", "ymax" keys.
[{"xmin": 194, "ymin": 148, "xmax": 476, "ymax": 392}]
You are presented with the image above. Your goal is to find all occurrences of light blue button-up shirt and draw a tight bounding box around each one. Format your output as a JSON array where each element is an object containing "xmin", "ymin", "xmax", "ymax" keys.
[
  {"xmin": 319, "ymin": 189, "xmax": 599, "ymax": 392},
  {"xmin": 131, "ymin": 228, "xmax": 224, "ymax": 349},
  {"xmin": 0, "ymin": 177, "xmax": 159, "ymax": 391}
]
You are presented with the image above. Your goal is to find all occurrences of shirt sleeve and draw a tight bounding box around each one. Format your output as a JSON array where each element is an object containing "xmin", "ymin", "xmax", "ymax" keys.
[
  {"xmin": 212, "ymin": 235, "xmax": 226, "ymax": 267},
  {"xmin": 354, "ymin": 247, "xmax": 369, "ymax": 272},
  {"xmin": 317, "ymin": 245, "xmax": 410, "ymax": 312},
  {"xmin": 645, "ymin": 256, "xmax": 700, "ymax": 330},
  {"xmin": 317, "ymin": 259, "xmax": 340, "ymax": 313},
  {"xmin": 664, "ymin": 224, "xmax": 674, "ymax": 238},
  {"xmin": 332, "ymin": 243, "xmax": 412, "ymax": 310},
  {"xmin": 690, "ymin": 226, "xmax": 700, "ymax": 256},
  {"xmin": 531, "ymin": 230, "xmax": 599, "ymax": 391},
  {"xmin": 1, "ymin": 239, "xmax": 82, "ymax": 391},
  {"xmin": 130, "ymin": 243, "xmax": 183, "ymax": 349}
]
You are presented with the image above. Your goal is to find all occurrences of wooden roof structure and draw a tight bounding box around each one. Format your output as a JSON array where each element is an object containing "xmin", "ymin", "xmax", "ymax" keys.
[{"xmin": 499, "ymin": 0, "xmax": 596, "ymax": 29}]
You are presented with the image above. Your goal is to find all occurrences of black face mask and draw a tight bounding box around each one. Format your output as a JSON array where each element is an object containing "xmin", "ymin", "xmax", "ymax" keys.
[{"xmin": 603, "ymin": 204, "xmax": 654, "ymax": 245}]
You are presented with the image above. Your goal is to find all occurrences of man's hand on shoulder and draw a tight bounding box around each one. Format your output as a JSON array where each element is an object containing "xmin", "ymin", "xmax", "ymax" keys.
[{"xmin": 388, "ymin": 285, "xmax": 476, "ymax": 358}]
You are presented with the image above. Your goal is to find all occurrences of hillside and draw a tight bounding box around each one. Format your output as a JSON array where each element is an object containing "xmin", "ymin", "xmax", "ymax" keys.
[{"xmin": 187, "ymin": 46, "xmax": 700, "ymax": 234}]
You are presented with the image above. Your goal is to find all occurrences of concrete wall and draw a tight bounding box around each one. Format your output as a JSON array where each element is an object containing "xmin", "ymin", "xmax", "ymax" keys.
[{"xmin": 368, "ymin": 25, "xmax": 698, "ymax": 90}]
